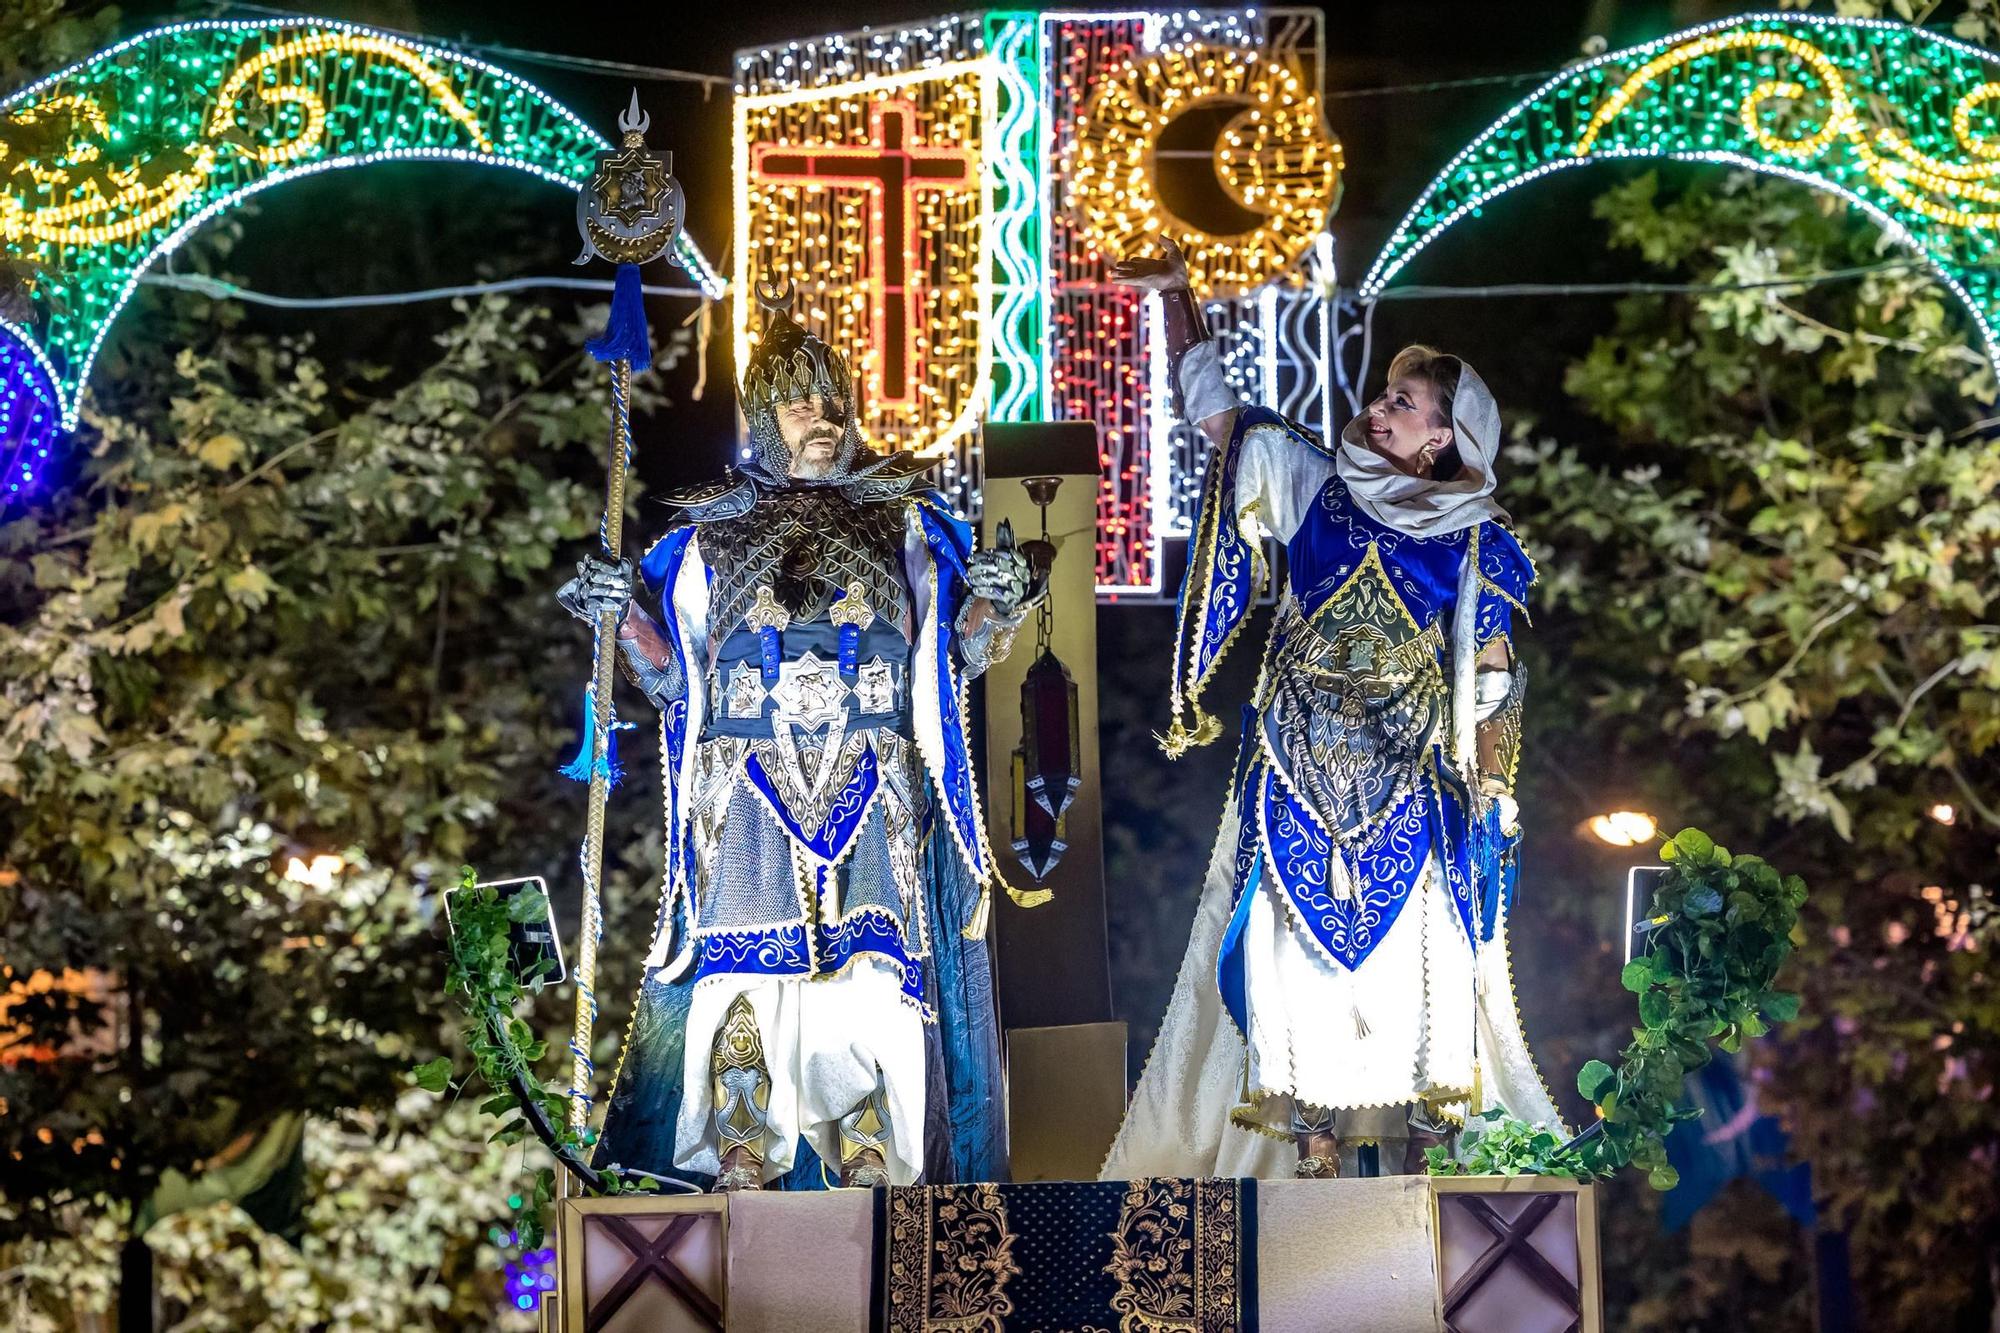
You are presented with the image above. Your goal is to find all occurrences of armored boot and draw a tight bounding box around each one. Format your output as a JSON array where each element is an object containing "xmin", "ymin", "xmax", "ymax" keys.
[
  {"xmin": 711, "ymin": 995, "xmax": 772, "ymax": 1192},
  {"xmin": 1291, "ymin": 1100, "xmax": 1341, "ymax": 1179},
  {"xmin": 1404, "ymin": 1101, "xmax": 1453, "ymax": 1176},
  {"xmin": 836, "ymin": 1084, "xmax": 893, "ymax": 1189}
]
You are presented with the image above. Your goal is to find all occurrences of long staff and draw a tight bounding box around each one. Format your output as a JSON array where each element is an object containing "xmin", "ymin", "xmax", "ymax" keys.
[
  {"xmin": 566, "ymin": 358, "xmax": 634, "ymax": 1133},
  {"xmin": 564, "ymin": 92, "xmax": 687, "ymax": 1134}
]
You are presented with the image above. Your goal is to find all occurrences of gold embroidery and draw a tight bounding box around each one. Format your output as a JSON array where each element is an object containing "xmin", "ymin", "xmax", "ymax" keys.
[
  {"xmin": 883, "ymin": 1183, "xmax": 1021, "ymax": 1332},
  {"xmin": 1106, "ymin": 1177, "xmax": 1244, "ymax": 1332},
  {"xmin": 1163, "ymin": 427, "xmax": 1268, "ymax": 758}
]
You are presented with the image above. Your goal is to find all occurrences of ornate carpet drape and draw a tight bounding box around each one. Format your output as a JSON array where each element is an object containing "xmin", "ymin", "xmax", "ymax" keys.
[{"xmin": 871, "ymin": 1177, "xmax": 1256, "ymax": 1332}]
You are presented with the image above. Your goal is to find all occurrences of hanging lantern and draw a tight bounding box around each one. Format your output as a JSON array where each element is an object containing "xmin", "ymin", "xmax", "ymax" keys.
[
  {"xmin": 1009, "ymin": 477, "xmax": 1080, "ymax": 882},
  {"xmin": 1011, "ymin": 650, "xmax": 1081, "ymax": 881}
]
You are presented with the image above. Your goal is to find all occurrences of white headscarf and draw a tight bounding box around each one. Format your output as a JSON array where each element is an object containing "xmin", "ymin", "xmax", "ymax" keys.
[{"xmin": 1336, "ymin": 358, "xmax": 1509, "ymax": 538}]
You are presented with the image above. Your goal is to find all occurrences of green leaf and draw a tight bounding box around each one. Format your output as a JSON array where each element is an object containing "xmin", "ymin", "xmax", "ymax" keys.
[
  {"xmin": 1669, "ymin": 828, "xmax": 1714, "ymax": 861},
  {"xmin": 411, "ymin": 1057, "xmax": 453, "ymax": 1094},
  {"xmin": 1762, "ymin": 991, "xmax": 1802, "ymax": 1022},
  {"xmin": 1684, "ymin": 886, "xmax": 1724, "ymax": 917},
  {"xmin": 1620, "ymin": 959, "xmax": 1652, "ymax": 993},
  {"xmin": 1648, "ymin": 1165, "xmax": 1681, "ymax": 1191},
  {"xmin": 1577, "ymin": 1059, "xmax": 1616, "ymax": 1100}
]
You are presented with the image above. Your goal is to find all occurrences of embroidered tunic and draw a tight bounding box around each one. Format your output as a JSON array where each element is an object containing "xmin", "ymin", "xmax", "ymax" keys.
[
  {"xmin": 1239, "ymin": 466, "xmax": 1533, "ymax": 982},
  {"xmin": 1223, "ymin": 437, "xmax": 1533, "ymax": 1124}
]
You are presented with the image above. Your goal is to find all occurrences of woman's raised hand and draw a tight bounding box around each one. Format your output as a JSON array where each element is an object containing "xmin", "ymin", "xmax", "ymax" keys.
[{"xmin": 1110, "ymin": 234, "xmax": 1191, "ymax": 292}]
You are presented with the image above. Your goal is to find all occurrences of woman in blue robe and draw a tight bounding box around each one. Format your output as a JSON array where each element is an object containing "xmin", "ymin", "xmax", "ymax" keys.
[{"xmin": 1103, "ymin": 242, "xmax": 1565, "ymax": 1179}]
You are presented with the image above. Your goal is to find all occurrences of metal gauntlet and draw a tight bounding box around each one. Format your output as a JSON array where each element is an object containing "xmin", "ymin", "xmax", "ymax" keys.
[
  {"xmin": 617, "ymin": 634, "xmax": 686, "ymax": 708},
  {"xmin": 1473, "ymin": 662, "xmax": 1525, "ymax": 794},
  {"xmin": 1159, "ymin": 286, "xmax": 1236, "ymax": 425},
  {"xmin": 956, "ymin": 596, "xmax": 1031, "ymax": 679}
]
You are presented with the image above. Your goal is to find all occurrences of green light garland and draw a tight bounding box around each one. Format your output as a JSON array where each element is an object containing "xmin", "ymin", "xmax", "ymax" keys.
[
  {"xmin": 0, "ymin": 17, "xmax": 725, "ymax": 428},
  {"xmin": 983, "ymin": 11, "xmax": 1045, "ymax": 423},
  {"xmin": 1362, "ymin": 12, "xmax": 2000, "ymax": 360}
]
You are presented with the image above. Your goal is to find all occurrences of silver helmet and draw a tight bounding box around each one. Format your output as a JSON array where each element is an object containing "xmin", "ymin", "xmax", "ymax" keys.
[{"xmin": 739, "ymin": 279, "xmax": 863, "ymax": 480}]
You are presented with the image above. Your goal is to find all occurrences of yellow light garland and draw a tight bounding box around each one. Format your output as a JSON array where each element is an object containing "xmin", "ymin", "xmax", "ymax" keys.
[
  {"xmin": 211, "ymin": 32, "xmax": 491, "ymax": 152},
  {"xmin": 3, "ymin": 31, "xmax": 497, "ymax": 250},
  {"xmin": 1065, "ymin": 43, "xmax": 1341, "ymax": 296}
]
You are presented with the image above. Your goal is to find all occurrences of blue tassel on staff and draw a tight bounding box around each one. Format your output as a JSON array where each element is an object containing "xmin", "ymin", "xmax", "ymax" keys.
[
  {"xmin": 559, "ymin": 685, "xmax": 623, "ymax": 787},
  {"xmin": 585, "ymin": 264, "xmax": 653, "ymax": 370}
]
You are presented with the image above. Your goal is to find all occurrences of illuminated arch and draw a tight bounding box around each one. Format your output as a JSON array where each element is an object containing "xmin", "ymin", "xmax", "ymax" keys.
[
  {"xmin": 0, "ymin": 17, "xmax": 726, "ymax": 493},
  {"xmin": 1360, "ymin": 12, "xmax": 2000, "ymax": 361}
]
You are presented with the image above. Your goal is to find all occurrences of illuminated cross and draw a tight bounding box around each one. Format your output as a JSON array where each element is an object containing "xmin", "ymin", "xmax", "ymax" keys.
[{"xmin": 751, "ymin": 100, "xmax": 977, "ymax": 405}]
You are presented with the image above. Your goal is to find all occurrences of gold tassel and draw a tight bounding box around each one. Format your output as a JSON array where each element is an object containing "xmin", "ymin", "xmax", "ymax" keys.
[
  {"xmin": 1470, "ymin": 1059, "xmax": 1485, "ymax": 1119},
  {"xmin": 961, "ymin": 883, "xmax": 991, "ymax": 941},
  {"xmin": 1155, "ymin": 707, "xmax": 1223, "ymax": 759},
  {"xmin": 1006, "ymin": 881, "xmax": 1054, "ymax": 910}
]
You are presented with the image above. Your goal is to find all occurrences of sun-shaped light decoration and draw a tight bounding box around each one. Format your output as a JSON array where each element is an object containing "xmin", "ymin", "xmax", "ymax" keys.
[{"xmin": 1066, "ymin": 43, "xmax": 1342, "ymax": 295}]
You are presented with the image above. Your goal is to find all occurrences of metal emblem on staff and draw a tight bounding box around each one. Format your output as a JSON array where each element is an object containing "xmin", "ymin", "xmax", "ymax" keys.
[{"xmin": 575, "ymin": 91, "xmax": 686, "ymax": 269}]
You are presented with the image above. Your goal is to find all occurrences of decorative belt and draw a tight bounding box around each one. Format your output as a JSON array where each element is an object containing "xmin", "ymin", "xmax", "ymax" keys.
[
  {"xmin": 704, "ymin": 583, "xmax": 913, "ymax": 740},
  {"xmin": 1272, "ymin": 595, "xmax": 1444, "ymax": 695},
  {"xmin": 712, "ymin": 651, "xmax": 904, "ymax": 725}
]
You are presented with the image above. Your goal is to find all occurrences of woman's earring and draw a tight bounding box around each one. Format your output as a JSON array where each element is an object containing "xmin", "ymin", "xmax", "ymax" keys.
[{"xmin": 1417, "ymin": 443, "xmax": 1439, "ymax": 476}]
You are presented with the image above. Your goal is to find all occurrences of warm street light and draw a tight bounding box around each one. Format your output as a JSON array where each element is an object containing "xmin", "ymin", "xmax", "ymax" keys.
[
  {"xmin": 1929, "ymin": 803, "xmax": 1957, "ymax": 826},
  {"xmin": 1586, "ymin": 810, "xmax": 1659, "ymax": 848},
  {"xmin": 283, "ymin": 854, "xmax": 346, "ymax": 892}
]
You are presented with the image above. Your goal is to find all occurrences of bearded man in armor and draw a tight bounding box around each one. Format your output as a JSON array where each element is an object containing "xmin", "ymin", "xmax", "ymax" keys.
[
  {"xmin": 560, "ymin": 285, "xmax": 1039, "ymax": 1191},
  {"xmin": 1101, "ymin": 240, "xmax": 1564, "ymax": 1181}
]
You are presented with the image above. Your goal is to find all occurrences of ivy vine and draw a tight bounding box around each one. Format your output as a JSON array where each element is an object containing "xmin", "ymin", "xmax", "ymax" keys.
[
  {"xmin": 412, "ymin": 867, "xmax": 649, "ymax": 1247},
  {"xmin": 1430, "ymin": 827, "xmax": 1807, "ymax": 1189}
]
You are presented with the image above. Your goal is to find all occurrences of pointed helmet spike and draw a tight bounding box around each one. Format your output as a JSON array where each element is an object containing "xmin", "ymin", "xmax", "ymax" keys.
[
  {"xmin": 618, "ymin": 89, "xmax": 650, "ymax": 137},
  {"xmin": 755, "ymin": 278, "xmax": 796, "ymax": 315}
]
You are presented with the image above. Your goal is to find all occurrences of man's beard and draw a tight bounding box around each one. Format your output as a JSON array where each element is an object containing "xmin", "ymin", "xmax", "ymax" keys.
[{"xmin": 790, "ymin": 428, "xmax": 841, "ymax": 479}]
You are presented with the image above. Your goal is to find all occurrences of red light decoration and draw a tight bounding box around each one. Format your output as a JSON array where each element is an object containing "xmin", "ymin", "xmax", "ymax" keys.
[{"xmin": 751, "ymin": 100, "xmax": 977, "ymax": 406}]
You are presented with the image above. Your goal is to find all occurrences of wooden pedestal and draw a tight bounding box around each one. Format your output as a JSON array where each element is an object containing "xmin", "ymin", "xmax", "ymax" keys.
[
  {"xmin": 541, "ymin": 1175, "xmax": 1603, "ymax": 1331},
  {"xmin": 1432, "ymin": 1177, "xmax": 1604, "ymax": 1333},
  {"xmin": 548, "ymin": 1194, "xmax": 727, "ymax": 1333}
]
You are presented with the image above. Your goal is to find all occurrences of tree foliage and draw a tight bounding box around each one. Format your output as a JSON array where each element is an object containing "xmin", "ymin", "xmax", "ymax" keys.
[
  {"xmin": 0, "ymin": 254, "xmax": 681, "ymax": 1252},
  {"xmin": 3, "ymin": 1095, "xmax": 540, "ymax": 1331},
  {"xmin": 1510, "ymin": 159, "xmax": 2000, "ymax": 1327}
]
